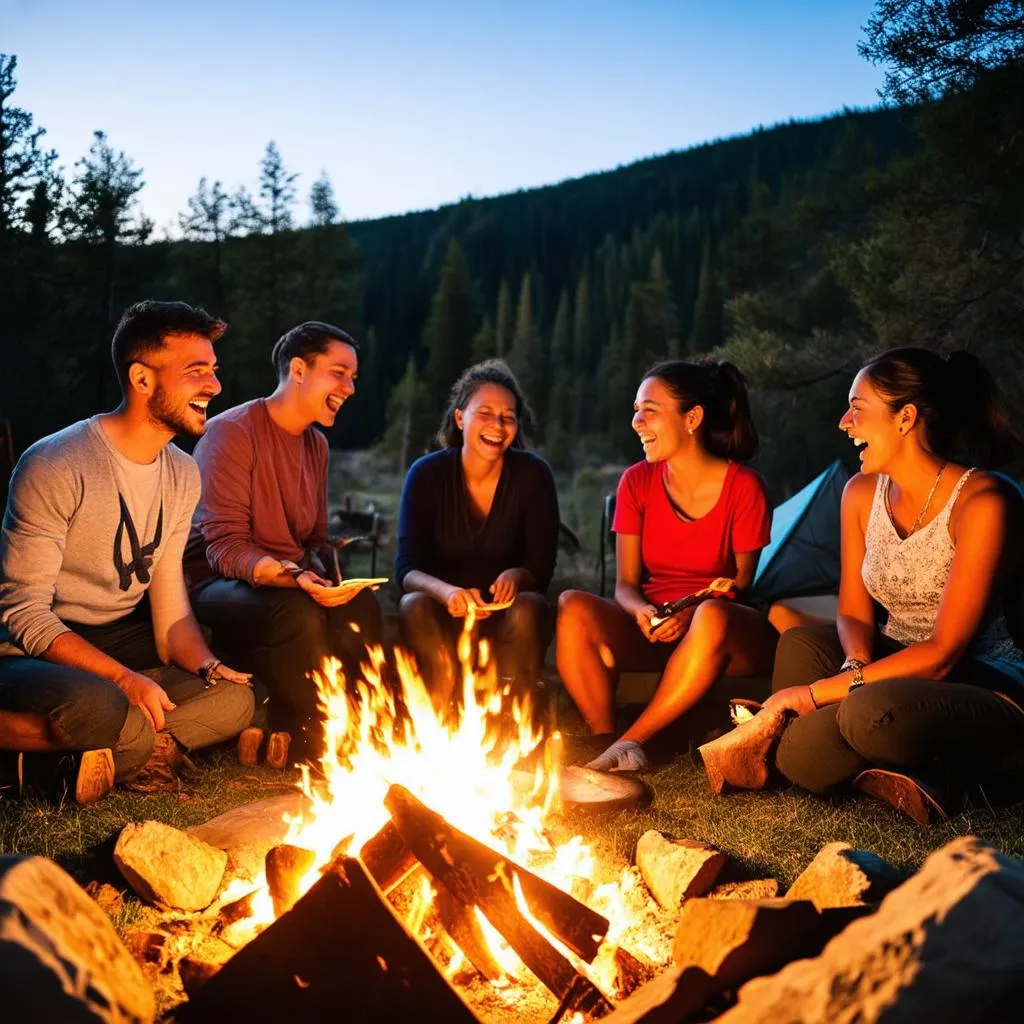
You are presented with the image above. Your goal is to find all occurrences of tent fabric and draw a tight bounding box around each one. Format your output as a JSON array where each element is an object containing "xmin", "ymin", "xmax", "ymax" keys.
[{"xmin": 750, "ymin": 459, "xmax": 849, "ymax": 605}]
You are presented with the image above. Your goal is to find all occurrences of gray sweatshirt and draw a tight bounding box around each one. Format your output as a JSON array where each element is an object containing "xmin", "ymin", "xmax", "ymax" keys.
[{"xmin": 0, "ymin": 417, "xmax": 199, "ymax": 658}]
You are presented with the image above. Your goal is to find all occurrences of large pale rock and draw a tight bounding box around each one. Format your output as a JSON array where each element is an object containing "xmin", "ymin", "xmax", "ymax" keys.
[
  {"xmin": 636, "ymin": 831, "xmax": 726, "ymax": 910},
  {"xmin": 115, "ymin": 820, "xmax": 227, "ymax": 911},
  {"xmin": 673, "ymin": 897, "xmax": 867, "ymax": 976},
  {"xmin": 601, "ymin": 898, "xmax": 866, "ymax": 1023},
  {"xmin": 786, "ymin": 841, "xmax": 900, "ymax": 909},
  {"xmin": 0, "ymin": 855, "xmax": 155, "ymax": 1023},
  {"xmin": 717, "ymin": 836, "xmax": 1024, "ymax": 1023},
  {"xmin": 187, "ymin": 790, "xmax": 313, "ymax": 882}
]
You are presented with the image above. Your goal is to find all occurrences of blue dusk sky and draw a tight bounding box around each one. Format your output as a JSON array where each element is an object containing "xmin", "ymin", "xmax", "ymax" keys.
[{"xmin": 2, "ymin": 0, "xmax": 885, "ymax": 233}]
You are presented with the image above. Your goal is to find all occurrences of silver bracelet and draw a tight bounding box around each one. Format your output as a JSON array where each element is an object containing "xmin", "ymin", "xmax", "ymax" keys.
[{"xmin": 840, "ymin": 656, "xmax": 867, "ymax": 673}]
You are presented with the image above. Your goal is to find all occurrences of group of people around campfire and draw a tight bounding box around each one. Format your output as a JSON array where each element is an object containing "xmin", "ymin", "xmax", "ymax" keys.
[{"xmin": 1, "ymin": 299, "xmax": 1022, "ymax": 822}]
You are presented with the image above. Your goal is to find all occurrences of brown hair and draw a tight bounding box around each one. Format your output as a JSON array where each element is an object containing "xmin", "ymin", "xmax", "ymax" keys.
[{"xmin": 436, "ymin": 359, "xmax": 536, "ymax": 449}]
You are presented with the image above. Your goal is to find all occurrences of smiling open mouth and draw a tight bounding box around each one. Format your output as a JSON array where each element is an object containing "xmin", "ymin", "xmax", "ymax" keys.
[
  {"xmin": 639, "ymin": 433, "xmax": 656, "ymax": 449},
  {"xmin": 188, "ymin": 398, "xmax": 210, "ymax": 415},
  {"xmin": 480, "ymin": 433, "xmax": 504, "ymax": 448},
  {"xmin": 326, "ymin": 395, "xmax": 344, "ymax": 413}
]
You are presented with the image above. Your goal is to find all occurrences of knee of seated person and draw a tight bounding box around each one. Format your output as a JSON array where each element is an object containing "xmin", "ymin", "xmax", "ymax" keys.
[
  {"xmin": 51, "ymin": 678, "xmax": 130, "ymax": 752},
  {"xmin": 205, "ymin": 682, "xmax": 256, "ymax": 742},
  {"xmin": 399, "ymin": 591, "xmax": 442, "ymax": 628},
  {"xmin": 506, "ymin": 592, "xmax": 548, "ymax": 632},
  {"xmin": 266, "ymin": 590, "xmax": 327, "ymax": 642},
  {"xmin": 688, "ymin": 598, "xmax": 731, "ymax": 646},
  {"xmin": 836, "ymin": 681, "xmax": 905, "ymax": 756},
  {"xmin": 556, "ymin": 589, "xmax": 597, "ymax": 631}
]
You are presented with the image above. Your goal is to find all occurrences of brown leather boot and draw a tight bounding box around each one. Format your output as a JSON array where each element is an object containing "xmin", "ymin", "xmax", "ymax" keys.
[
  {"xmin": 853, "ymin": 768, "xmax": 949, "ymax": 826},
  {"xmin": 126, "ymin": 733, "xmax": 191, "ymax": 793},
  {"xmin": 265, "ymin": 731, "xmax": 292, "ymax": 769}
]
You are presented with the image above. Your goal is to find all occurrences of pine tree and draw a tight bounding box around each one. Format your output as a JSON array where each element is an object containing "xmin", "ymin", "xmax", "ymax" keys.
[
  {"xmin": 507, "ymin": 271, "xmax": 543, "ymax": 421},
  {"xmin": 309, "ymin": 171, "xmax": 339, "ymax": 227},
  {"xmin": 690, "ymin": 233, "xmax": 723, "ymax": 352},
  {"xmin": 179, "ymin": 177, "xmax": 231, "ymax": 311},
  {"xmin": 471, "ymin": 316, "xmax": 496, "ymax": 361},
  {"xmin": 382, "ymin": 354, "xmax": 434, "ymax": 473},
  {"xmin": 494, "ymin": 278, "xmax": 513, "ymax": 358},
  {"xmin": 0, "ymin": 54, "xmax": 47, "ymax": 244},
  {"xmin": 571, "ymin": 270, "xmax": 593, "ymax": 434},
  {"xmin": 423, "ymin": 237, "xmax": 478, "ymax": 405}
]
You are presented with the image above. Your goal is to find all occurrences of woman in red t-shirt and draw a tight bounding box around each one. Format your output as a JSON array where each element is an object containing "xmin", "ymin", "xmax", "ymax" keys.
[{"xmin": 556, "ymin": 359, "xmax": 779, "ymax": 771}]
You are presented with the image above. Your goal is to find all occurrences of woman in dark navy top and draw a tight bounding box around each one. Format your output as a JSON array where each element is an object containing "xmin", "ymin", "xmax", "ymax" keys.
[{"xmin": 396, "ymin": 360, "xmax": 560, "ymax": 707}]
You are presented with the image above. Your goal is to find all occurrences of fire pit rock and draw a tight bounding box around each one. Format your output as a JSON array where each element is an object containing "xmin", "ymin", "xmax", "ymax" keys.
[
  {"xmin": 0, "ymin": 854, "xmax": 155, "ymax": 1022},
  {"xmin": 115, "ymin": 820, "xmax": 227, "ymax": 911},
  {"xmin": 715, "ymin": 836, "xmax": 1024, "ymax": 1023},
  {"xmin": 710, "ymin": 878, "xmax": 780, "ymax": 900},
  {"xmin": 186, "ymin": 791, "xmax": 313, "ymax": 883},
  {"xmin": 786, "ymin": 841, "xmax": 901, "ymax": 909},
  {"xmin": 636, "ymin": 830, "xmax": 727, "ymax": 910}
]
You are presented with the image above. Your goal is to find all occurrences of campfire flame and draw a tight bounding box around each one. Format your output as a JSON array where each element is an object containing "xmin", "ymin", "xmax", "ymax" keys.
[{"xmin": 227, "ymin": 610, "xmax": 670, "ymax": 1005}]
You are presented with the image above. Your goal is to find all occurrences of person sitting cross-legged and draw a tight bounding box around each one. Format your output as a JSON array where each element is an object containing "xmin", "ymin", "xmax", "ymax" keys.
[
  {"xmin": 186, "ymin": 322, "xmax": 383, "ymax": 762},
  {"xmin": 396, "ymin": 360, "xmax": 559, "ymax": 710},
  {"xmin": 764, "ymin": 348, "xmax": 1024, "ymax": 822},
  {"xmin": 0, "ymin": 301, "xmax": 255, "ymax": 802}
]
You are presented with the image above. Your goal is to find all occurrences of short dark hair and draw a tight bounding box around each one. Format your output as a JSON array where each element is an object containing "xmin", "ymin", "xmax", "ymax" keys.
[
  {"xmin": 436, "ymin": 359, "xmax": 536, "ymax": 449},
  {"xmin": 111, "ymin": 300, "xmax": 226, "ymax": 391},
  {"xmin": 271, "ymin": 321, "xmax": 359, "ymax": 381}
]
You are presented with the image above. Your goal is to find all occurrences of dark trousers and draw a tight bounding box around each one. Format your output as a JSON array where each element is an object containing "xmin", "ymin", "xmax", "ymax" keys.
[
  {"xmin": 772, "ymin": 624, "xmax": 1024, "ymax": 794},
  {"xmin": 398, "ymin": 591, "xmax": 550, "ymax": 698},
  {"xmin": 192, "ymin": 579, "xmax": 383, "ymax": 757},
  {"xmin": 0, "ymin": 610, "xmax": 255, "ymax": 780}
]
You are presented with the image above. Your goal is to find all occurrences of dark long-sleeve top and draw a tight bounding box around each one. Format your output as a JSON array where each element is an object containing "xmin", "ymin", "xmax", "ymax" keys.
[{"xmin": 395, "ymin": 448, "xmax": 560, "ymax": 595}]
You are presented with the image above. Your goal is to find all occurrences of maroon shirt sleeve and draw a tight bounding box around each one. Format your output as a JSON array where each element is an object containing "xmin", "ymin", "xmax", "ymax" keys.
[{"xmin": 192, "ymin": 418, "xmax": 268, "ymax": 584}]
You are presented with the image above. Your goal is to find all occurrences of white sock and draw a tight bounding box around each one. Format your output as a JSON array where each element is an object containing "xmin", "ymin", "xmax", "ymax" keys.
[{"xmin": 586, "ymin": 739, "xmax": 649, "ymax": 772}]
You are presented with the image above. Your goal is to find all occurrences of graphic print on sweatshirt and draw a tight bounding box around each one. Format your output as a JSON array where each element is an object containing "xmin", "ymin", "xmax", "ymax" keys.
[{"xmin": 114, "ymin": 494, "xmax": 164, "ymax": 591}]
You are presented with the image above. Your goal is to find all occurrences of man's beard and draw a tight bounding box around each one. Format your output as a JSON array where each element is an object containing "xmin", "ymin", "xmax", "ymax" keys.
[{"xmin": 149, "ymin": 383, "xmax": 204, "ymax": 437}]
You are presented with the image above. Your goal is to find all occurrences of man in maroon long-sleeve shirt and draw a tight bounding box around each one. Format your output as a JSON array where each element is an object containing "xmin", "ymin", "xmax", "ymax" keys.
[{"xmin": 185, "ymin": 322, "xmax": 383, "ymax": 759}]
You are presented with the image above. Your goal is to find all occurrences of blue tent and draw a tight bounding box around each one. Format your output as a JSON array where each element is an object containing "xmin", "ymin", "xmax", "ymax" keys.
[{"xmin": 751, "ymin": 459, "xmax": 849, "ymax": 604}]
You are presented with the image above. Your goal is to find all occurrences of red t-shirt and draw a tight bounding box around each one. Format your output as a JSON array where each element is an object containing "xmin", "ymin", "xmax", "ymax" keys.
[{"xmin": 612, "ymin": 460, "xmax": 771, "ymax": 605}]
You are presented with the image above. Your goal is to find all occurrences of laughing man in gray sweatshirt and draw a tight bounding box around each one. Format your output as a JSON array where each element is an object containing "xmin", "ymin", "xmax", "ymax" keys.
[{"xmin": 0, "ymin": 301, "xmax": 254, "ymax": 799}]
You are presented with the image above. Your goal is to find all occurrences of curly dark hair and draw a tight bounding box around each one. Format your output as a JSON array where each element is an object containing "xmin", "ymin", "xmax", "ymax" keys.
[{"xmin": 435, "ymin": 359, "xmax": 537, "ymax": 450}]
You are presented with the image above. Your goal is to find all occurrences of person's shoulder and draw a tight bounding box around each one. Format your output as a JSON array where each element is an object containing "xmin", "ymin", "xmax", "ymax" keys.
[
  {"xmin": 619, "ymin": 459, "xmax": 657, "ymax": 489},
  {"xmin": 406, "ymin": 448, "xmax": 451, "ymax": 482},
  {"xmin": 954, "ymin": 467, "xmax": 1013, "ymax": 518},
  {"xmin": 508, "ymin": 447, "xmax": 554, "ymax": 478},
  {"xmin": 843, "ymin": 471, "xmax": 878, "ymax": 501},
  {"xmin": 731, "ymin": 462, "xmax": 769, "ymax": 497},
  {"xmin": 204, "ymin": 400, "xmax": 262, "ymax": 437},
  {"xmin": 15, "ymin": 419, "xmax": 93, "ymax": 475}
]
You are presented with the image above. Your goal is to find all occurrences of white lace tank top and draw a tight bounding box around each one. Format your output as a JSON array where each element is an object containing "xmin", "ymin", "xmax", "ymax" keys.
[{"xmin": 862, "ymin": 469, "xmax": 1024, "ymax": 662}]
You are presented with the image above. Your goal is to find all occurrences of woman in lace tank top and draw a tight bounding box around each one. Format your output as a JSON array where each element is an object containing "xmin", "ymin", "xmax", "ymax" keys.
[{"xmin": 762, "ymin": 347, "xmax": 1024, "ymax": 822}]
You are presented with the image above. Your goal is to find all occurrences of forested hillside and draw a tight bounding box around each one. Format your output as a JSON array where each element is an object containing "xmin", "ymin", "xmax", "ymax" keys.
[{"xmin": 2, "ymin": 1, "xmax": 1023, "ymax": 498}]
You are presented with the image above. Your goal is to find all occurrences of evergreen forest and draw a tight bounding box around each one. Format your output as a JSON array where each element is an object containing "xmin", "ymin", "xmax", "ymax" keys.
[{"xmin": 2, "ymin": 1, "xmax": 1023, "ymax": 500}]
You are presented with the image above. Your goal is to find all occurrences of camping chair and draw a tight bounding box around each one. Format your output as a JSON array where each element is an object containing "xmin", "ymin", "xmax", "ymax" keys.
[
  {"xmin": 328, "ymin": 506, "xmax": 385, "ymax": 578},
  {"xmin": 599, "ymin": 493, "xmax": 616, "ymax": 596},
  {"xmin": 0, "ymin": 419, "xmax": 14, "ymax": 509}
]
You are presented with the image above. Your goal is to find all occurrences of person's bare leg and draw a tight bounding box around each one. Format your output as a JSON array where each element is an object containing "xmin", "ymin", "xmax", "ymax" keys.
[
  {"xmin": 555, "ymin": 591, "xmax": 621, "ymax": 734},
  {"xmin": 621, "ymin": 601, "xmax": 778, "ymax": 745}
]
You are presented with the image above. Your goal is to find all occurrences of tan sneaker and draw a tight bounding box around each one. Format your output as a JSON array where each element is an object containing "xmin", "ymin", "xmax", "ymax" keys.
[
  {"xmin": 237, "ymin": 726, "xmax": 265, "ymax": 766},
  {"xmin": 265, "ymin": 731, "xmax": 292, "ymax": 769},
  {"xmin": 75, "ymin": 749, "xmax": 115, "ymax": 805}
]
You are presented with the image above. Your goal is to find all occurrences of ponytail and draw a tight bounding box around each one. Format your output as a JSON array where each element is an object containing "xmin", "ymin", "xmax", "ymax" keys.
[
  {"xmin": 643, "ymin": 357, "xmax": 760, "ymax": 462},
  {"xmin": 862, "ymin": 347, "xmax": 1021, "ymax": 468}
]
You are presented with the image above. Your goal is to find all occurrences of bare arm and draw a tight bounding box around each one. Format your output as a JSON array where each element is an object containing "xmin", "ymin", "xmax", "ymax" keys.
[
  {"xmin": 734, "ymin": 550, "xmax": 760, "ymax": 592},
  {"xmin": 812, "ymin": 478, "xmax": 1010, "ymax": 705},
  {"xmin": 835, "ymin": 474, "xmax": 877, "ymax": 665},
  {"xmin": 614, "ymin": 532, "xmax": 653, "ymax": 616}
]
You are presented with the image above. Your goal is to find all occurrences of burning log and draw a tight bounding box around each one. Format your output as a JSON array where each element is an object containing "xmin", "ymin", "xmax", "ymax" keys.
[
  {"xmin": 384, "ymin": 784, "xmax": 614, "ymax": 1018},
  {"xmin": 265, "ymin": 845, "xmax": 316, "ymax": 918},
  {"xmin": 358, "ymin": 819, "xmax": 419, "ymax": 895},
  {"xmin": 174, "ymin": 856, "xmax": 478, "ymax": 1023},
  {"xmin": 436, "ymin": 888, "xmax": 503, "ymax": 981}
]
